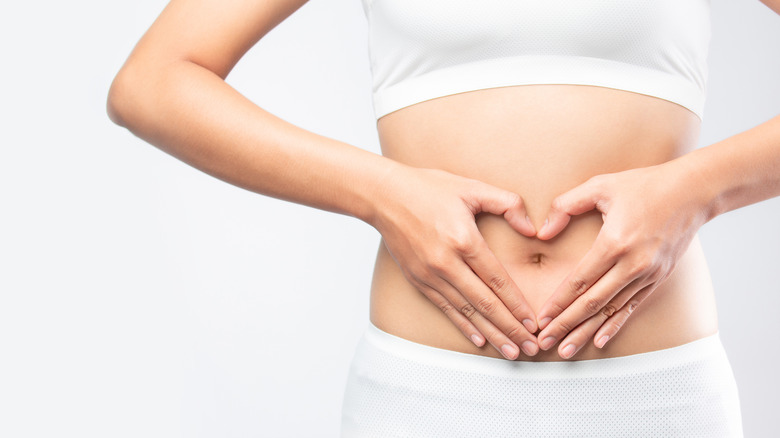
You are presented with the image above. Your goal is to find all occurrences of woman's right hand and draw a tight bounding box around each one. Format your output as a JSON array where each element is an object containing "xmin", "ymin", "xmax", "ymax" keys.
[{"xmin": 370, "ymin": 164, "xmax": 540, "ymax": 359}]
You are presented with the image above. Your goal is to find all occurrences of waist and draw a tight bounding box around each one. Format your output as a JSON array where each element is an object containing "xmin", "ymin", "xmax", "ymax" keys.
[
  {"xmin": 361, "ymin": 319, "xmax": 725, "ymax": 373},
  {"xmin": 369, "ymin": 84, "xmax": 717, "ymax": 361}
]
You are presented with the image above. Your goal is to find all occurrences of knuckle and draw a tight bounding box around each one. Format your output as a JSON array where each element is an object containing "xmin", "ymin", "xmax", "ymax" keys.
[
  {"xmin": 411, "ymin": 270, "xmax": 436, "ymax": 289},
  {"xmin": 615, "ymin": 240, "xmax": 631, "ymax": 256},
  {"xmin": 589, "ymin": 174, "xmax": 608, "ymax": 188},
  {"xmin": 627, "ymin": 300, "xmax": 640, "ymax": 315},
  {"xmin": 508, "ymin": 192, "xmax": 523, "ymax": 209},
  {"xmin": 451, "ymin": 238, "xmax": 471, "ymax": 256},
  {"xmin": 415, "ymin": 283, "xmax": 432, "ymax": 297},
  {"xmin": 584, "ymin": 297, "xmax": 603, "ymax": 315},
  {"xmin": 475, "ymin": 296, "xmax": 496, "ymax": 316},
  {"xmin": 601, "ymin": 302, "xmax": 618, "ymax": 318},
  {"xmin": 557, "ymin": 320, "xmax": 573, "ymax": 334},
  {"xmin": 409, "ymin": 275, "xmax": 435, "ymax": 295},
  {"xmin": 448, "ymin": 229, "xmax": 475, "ymax": 255},
  {"xmin": 402, "ymin": 268, "xmax": 422, "ymax": 287},
  {"xmin": 438, "ymin": 300, "xmax": 455, "ymax": 315},
  {"xmin": 487, "ymin": 274, "xmax": 508, "ymax": 294},
  {"xmin": 651, "ymin": 269, "xmax": 668, "ymax": 283},
  {"xmin": 460, "ymin": 302, "xmax": 477, "ymax": 319},
  {"xmin": 548, "ymin": 302, "xmax": 566, "ymax": 317},
  {"xmin": 550, "ymin": 197, "xmax": 566, "ymax": 213},
  {"xmin": 505, "ymin": 324, "xmax": 526, "ymax": 340},
  {"xmin": 569, "ymin": 278, "xmax": 589, "ymax": 297},
  {"xmin": 629, "ymin": 257, "xmax": 653, "ymax": 276},
  {"xmin": 612, "ymin": 317, "xmax": 627, "ymax": 331},
  {"xmin": 506, "ymin": 301, "xmax": 525, "ymax": 317},
  {"xmin": 601, "ymin": 232, "xmax": 628, "ymax": 255},
  {"xmin": 426, "ymin": 250, "xmax": 450, "ymax": 275}
]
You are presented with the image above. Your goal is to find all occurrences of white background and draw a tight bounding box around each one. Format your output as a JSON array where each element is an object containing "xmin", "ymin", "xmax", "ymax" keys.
[{"xmin": 1, "ymin": 0, "xmax": 778, "ymax": 436}]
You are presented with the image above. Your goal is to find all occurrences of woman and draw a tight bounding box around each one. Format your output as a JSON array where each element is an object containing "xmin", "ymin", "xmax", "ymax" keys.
[{"xmin": 107, "ymin": 0, "xmax": 779, "ymax": 436}]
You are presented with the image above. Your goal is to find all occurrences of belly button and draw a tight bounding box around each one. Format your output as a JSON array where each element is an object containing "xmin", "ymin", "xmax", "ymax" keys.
[{"xmin": 529, "ymin": 253, "xmax": 544, "ymax": 265}]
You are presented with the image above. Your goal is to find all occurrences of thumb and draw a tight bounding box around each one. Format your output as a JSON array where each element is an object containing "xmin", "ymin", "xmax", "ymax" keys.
[
  {"xmin": 467, "ymin": 183, "xmax": 536, "ymax": 237},
  {"xmin": 537, "ymin": 177, "xmax": 606, "ymax": 240}
]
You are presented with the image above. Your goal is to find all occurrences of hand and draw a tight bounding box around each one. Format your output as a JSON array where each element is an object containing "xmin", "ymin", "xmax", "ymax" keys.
[
  {"xmin": 371, "ymin": 165, "xmax": 540, "ymax": 359},
  {"xmin": 533, "ymin": 160, "xmax": 710, "ymax": 359}
]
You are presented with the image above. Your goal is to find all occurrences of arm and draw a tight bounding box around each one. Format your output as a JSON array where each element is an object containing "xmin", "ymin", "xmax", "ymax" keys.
[
  {"xmin": 532, "ymin": 112, "xmax": 780, "ymax": 359},
  {"xmin": 107, "ymin": 0, "xmax": 541, "ymax": 359},
  {"xmin": 688, "ymin": 114, "xmax": 780, "ymax": 219},
  {"xmin": 107, "ymin": 0, "xmax": 387, "ymax": 224},
  {"xmin": 760, "ymin": 0, "xmax": 780, "ymax": 14},
  {"xmin": 529, "ymin": 0, "xmax": 780, "ymax": 360}
]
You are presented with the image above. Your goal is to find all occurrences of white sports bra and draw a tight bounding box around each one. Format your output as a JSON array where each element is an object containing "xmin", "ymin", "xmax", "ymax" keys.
[{"xmin": 360, "ymin": 0, "xmax": 712, "ymax": 121}]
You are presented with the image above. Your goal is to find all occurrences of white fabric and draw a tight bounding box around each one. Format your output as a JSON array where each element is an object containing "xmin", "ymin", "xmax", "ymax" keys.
[
  {"xmin": 360, "ymin": 0, "xmax": 712, "ymax": 121},
  {"xmin": 341, "ymin": 322, "xmax": 743, "ymax": 437}
]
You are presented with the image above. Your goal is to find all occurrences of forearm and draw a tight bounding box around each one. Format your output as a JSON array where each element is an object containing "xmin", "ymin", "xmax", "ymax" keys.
[
  {"xmin": 676, "ymin": 113, "xmax": 780, "ymax": 222},
  {"xmin": 107, "ymin": 59, "xmax": 400, "ymax": 226}
]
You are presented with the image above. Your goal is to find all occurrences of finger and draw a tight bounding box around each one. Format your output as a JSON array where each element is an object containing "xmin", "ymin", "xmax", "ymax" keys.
[
  {"xmin": 554, "ymin": 277, "xmax": 648, "ymax": 359},
  {"xmin": 444, "ymin": 260, "xmax": 539, "ymax": 358},
  {"xmin": 593, "ymin": 284, "xmax": 656, "ymax": 349},
  {"xmin": 555, "ymin": 307, "xmax": 609, "ymax": 359},
  {"xmin": 537, "ymin": 177, "xmax": 604, "ymax": 241},
  {"xmin": 462, "ymin": 237, "xmax": 538, "ymax": 334},
  {"xmin": 420, "ymin": 273, "xmax": 523, "ymax": 359},
  {"xmin": 468, "ymin": 184, "xmax": 536, "ymax": 237},
  {"xmin": 434, "ymin": 277, "xmax": 524, "ymax": 359},
  {"xmin": 537, "ymin": 265, "xmax": 637, "ymax": 352},
  {"xmin": 536, "ymin": 239, "xmax": 617, "ymax": 332},
  {"xmin": 417, "ymin": 282, "xmax": 486, "ymax": 347}
]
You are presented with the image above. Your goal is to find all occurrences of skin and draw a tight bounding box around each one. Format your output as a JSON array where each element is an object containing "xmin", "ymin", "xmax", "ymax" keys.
[
  {"xmin": 108, "ymin": 0, "xmax": 780, "ymax": 361},
  {"xmin": 370, "ymin": 84, "xmax": 719, "ymax": 361},
  {"xmin": 533, "ymin": 113, "xmax": 780, "ymax": 359}
]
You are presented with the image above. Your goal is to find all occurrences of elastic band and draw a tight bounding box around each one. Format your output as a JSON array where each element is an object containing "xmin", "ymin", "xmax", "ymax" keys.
[{"xmin": 364, "ymin": 321, "xmax": 724, "ymax": 380}]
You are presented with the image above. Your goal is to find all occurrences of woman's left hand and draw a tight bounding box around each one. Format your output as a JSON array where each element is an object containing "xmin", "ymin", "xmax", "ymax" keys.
[{"xmin": 533, "ymin": 159, "xmax": 713, "ymax": 359}]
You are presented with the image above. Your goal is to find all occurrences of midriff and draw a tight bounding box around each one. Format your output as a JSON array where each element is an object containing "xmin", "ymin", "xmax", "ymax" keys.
[{"xmin": 368, "ymin": 84, "xmax": 719, "ymax": 361}]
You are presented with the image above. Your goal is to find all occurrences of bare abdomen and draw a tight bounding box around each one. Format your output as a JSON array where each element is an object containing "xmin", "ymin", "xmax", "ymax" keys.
[{"xmin": 369, "ymin": 84, "xmax": 719, "ymax": 361}]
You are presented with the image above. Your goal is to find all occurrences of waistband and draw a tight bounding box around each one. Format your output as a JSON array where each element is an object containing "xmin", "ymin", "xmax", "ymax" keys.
[{"xmin": 364, "ymin": 321, "xmax": 725, "ymax": 379}]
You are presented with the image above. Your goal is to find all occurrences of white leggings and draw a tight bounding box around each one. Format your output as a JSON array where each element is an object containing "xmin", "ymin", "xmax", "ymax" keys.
[{"xmin": 341, "ymin": 322, "xmax": 743, "ymax": 437}]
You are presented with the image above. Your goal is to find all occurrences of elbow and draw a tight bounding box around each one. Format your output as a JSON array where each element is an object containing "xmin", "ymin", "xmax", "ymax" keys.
[
  {"xmin": 106, "ymin": 64, "xmax": 148, "ymax": 129},
  {"xmin": 106, "ymin": 69, "xmax": 130, "ymax": 127}
]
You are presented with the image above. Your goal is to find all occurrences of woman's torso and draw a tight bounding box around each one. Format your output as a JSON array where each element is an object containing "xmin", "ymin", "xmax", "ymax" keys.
[{"xmin": 368, "ymin": 84, "xmax": 719, "ymax": 361}]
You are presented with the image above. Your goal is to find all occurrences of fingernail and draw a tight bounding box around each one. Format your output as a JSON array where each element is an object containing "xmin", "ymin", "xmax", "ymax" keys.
[
  {"xmin": 539, "ymin": 317, "xmax": 552, "ymax": 330},
  {"xmin": 521, "ymin": 340, "xmax": 538, "ymax": 356},
  {"xmin": 596, "ymin": 335, "xmax": 610, "ymax": 348},
  {"xmin": 539, "ymin": 218, "xmax": 549, "ymax": 236},
  {"xmin": 561, "ymin": 343, "xmax": 576, "ymax": 359},
  {"xmin": 525, "ymin": 215, "xmax": 535, "ymax": 232},
  {"xmin": 540, "ymin": 336, "xmax": 556, "ymax": 350},
  {"xmin": 471, "ymin": 334, "xmax": 484, "ymax": 347},
  {"xmin": 522, "ymin": 318, "xmax": 537, "ymax": 333},
  {"xmin": 501, "ymin": 344, "xmax": 518, "ymax": 360}
]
